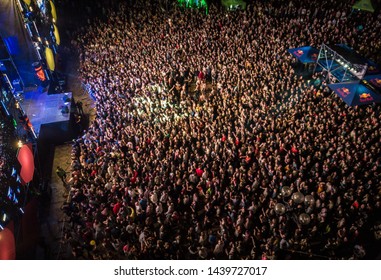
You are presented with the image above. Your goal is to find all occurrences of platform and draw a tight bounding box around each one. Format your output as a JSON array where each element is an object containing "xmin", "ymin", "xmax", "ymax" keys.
[{"xmin": 20, "ymin": 88, "xmax": 72, "ymax": 137}]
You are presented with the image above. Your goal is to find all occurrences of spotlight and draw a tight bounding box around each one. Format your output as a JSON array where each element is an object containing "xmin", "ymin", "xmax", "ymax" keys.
[
  {"xmin": 2, "ymin": 213, "xmax": 6, "ymax": 222},
  {"xmin": 17, "ymin": 140, "xmax": 23, "ymax": 148}
]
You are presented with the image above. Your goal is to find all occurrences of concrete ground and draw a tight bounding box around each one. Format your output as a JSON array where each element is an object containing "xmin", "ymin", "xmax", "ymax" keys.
[{"xmin": 36, "ymin": 54, "xmax": 95, "ymax": 259}]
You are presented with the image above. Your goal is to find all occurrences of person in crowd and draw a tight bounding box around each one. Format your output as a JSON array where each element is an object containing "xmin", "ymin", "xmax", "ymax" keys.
[{"xmin": 56, "ymin": 166, "xmax": 67, "ymax": 185}]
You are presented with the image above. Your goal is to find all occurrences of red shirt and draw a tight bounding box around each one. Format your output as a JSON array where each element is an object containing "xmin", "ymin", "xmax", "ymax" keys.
[
  {"xmin": 235, "ymin": 138, "xmax": 240, "ymax": 146},
  {"xmin": 113, "ymin": 202, "xmax": 121, "ymax": 215},
  {"xmin": 196, "ymin": 168, "xmax": 204, "ymax": 177},
  {"xmin": 198, "ymin": 71, "xmax": 205, "ymax": 80}
]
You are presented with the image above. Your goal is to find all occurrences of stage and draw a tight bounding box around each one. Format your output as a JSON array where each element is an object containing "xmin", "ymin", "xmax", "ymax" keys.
[
  {"xmin": 20, "ymin": 88, "xmax": 73, "ymax": 138},
  {"xmin": 317, "ymin": 60, "xmax": 358, "ymax": 82}
]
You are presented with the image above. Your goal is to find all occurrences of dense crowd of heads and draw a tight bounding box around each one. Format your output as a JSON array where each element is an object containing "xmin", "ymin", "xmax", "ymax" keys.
[{"xmin": 62, "ymin": 0, "xmax": 381, "ymax": 259}]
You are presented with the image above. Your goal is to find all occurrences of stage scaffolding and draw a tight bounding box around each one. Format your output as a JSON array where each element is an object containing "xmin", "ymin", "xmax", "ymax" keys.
[{"xmin": 314, "ymin": 44, "xmax": 368, "ymax": 83}]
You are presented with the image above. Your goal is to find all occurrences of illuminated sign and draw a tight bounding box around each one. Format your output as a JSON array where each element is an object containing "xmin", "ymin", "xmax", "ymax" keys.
[
  {"xmin": 336, "ymin": 87, "xmax": 351, "ymax": 98},
  {"xmin": 293, "ymin": 50, "xmax": 304, "ymax": 57},
  {"xmin": 359, "ymin": 93, "xmax": 373, "ymax": 102}
]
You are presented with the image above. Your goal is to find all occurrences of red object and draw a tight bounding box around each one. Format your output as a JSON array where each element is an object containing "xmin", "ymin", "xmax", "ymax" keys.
[
  {"xmin": 113, "ymin": 202, "xmax": 121, "ymax": 215},
  {"xmin": 131, "ymin": 170, "xmax": 138, "ymax": 184},
  {"xmin": 0, "ymin": 227, "xmax": 16, "ymax": 260},
  {"xmin": 221, "ymin": 135, "xmax": 226, "ymax": 142},
  {"xmin": 352, "ymin": 201, "xmax": 359, "ymax": 209},
  {"xmin": 291, "ymin": 146, "xmax": 298, "ymax": 154},
  {"xmin": 196, "ymin": 168, "xmax": 204, "ymax": 177},
  {"xmin": 123, "ymin": 244, "xmax": 129, "ymax": 252},
  {"xmin": 235, "ymin": 138, "xmax": 240, "ymax": 146},
  {"xmin": 198, "ymin": 71, "xmax": 205, "ymax": 80},
  {"xmin": 35, "ymin": 66, "xmax": 46, "ymax": 81},
  {"xmin": 17, "ymin": 144, "xmax": 35, "ymax": 185},
  {"xmin": 33, "ymin": 62, "xmax": 46, "ymax": 82}
]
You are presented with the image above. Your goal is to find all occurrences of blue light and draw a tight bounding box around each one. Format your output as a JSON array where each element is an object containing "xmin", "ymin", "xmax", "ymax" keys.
[{"xmin": 3, "ymin": 36, "xmax": 20, "ymax": 56}]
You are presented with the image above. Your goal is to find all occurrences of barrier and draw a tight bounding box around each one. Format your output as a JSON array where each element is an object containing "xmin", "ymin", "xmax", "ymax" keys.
[{"xmin": 81, "ymin": 82, "xmax": 96, "ymax": 101}]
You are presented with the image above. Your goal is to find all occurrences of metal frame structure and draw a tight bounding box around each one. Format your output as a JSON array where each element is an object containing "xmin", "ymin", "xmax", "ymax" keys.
[
  {"xmin": 15, "ymin": 0, "xmax": 51, "ymax": 81},
  {"xmin": 314, "ymin": 44, "xmax": 368, "ymax": 83}
]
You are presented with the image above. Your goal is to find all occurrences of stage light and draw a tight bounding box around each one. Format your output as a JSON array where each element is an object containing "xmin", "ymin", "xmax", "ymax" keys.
[
  {"xmin": 15, "ymin": 102, "xmax": 20, "ymax": 109},
  {"xmin": 37, "ymin": 37, "xmax": 41, "ymax": 42},
  {"xmin": 17, "ymin": 140, "xmax": 23, "ymax": 148},
  {"xmin": 29, "ymin": 6, "xmax": 33, "ymax": 12},
  {"xmin": 2, "ymin": 213, "xmax": 6, "ymax": 222},
  {"xmin": 19, "ymin": 208, "xmax": 24, "ymax": 214},
  {"xmin": 0, "ymin": 224, "xmax": 4, "ymax": 231},
  {"xmin": 45, "ymin": 40, "xmax": 49, "ymax": 46}
]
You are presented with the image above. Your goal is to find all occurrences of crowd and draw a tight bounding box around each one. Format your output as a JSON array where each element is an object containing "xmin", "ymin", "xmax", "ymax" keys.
[{"xmin": 61, "ymin": 0, "xmax": 381, "ymax": 259}]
